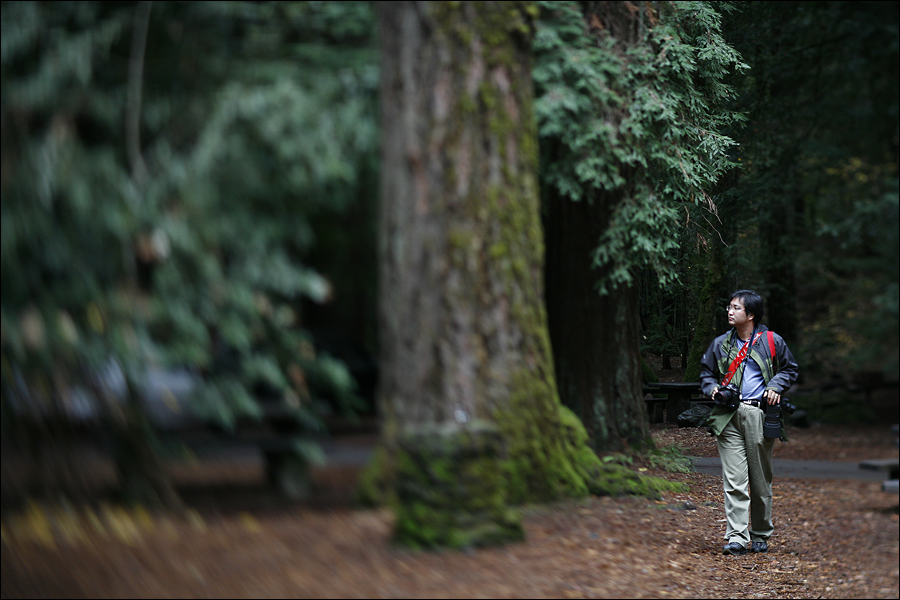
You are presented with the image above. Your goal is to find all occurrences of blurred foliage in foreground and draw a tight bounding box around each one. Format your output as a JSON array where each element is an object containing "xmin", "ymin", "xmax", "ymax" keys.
[{"xmin": 1, "ymin": 1, "xmax": 379, "ymax": 501}]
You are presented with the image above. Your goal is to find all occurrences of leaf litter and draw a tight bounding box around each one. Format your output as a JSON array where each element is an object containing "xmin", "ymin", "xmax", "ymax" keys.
[{"xmin": 1, "ymin": 424, "xmax": 897, "ymax": 598}]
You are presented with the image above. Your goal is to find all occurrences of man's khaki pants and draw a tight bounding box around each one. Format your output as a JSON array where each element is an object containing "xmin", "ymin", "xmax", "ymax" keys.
[{"xmin": 716, "ymin": 402, "xmax": 776, "ymax": 549}]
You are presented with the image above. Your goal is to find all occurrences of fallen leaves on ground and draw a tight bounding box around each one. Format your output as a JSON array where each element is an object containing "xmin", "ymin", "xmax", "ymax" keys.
[
  {"xmin": 652, "ymin": 422, "xmax": 900, "ymax": 462},
  {"xmin": 2, "ymin": 425, "xmax": 897, "ymax": 599}
]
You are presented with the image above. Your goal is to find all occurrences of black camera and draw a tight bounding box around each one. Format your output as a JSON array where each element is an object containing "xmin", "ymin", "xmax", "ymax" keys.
[
  {"xmin": 764, "ymin": 399, "xmax": 797, "ymax": 439},
  {"xmin": 713, "ymin": 384, "xmax": 740, "ymax": 410}
]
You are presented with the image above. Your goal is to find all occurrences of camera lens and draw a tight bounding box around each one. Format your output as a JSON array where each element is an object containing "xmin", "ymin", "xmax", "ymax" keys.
[{"xmin": 763, "ymin": 403, "xmax": 782, "ymax": 439}]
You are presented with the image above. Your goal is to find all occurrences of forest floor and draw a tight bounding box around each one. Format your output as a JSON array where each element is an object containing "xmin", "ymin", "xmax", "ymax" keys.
[
  {"xmin": 2, "ymin": 357, "xmax": 898, "ymax": 599},
  {"xmin": 3, "ymin": 425, "xmax": 897, "ymax": 598}
]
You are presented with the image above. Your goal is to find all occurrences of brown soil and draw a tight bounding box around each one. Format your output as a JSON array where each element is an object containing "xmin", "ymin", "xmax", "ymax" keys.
[{"xmin": 2, "ymin": 421, "xmax": 897, "ymax": 599}]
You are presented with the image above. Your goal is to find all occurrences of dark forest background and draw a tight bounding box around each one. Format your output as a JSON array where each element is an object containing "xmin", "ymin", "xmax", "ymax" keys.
[{"xmin": 2, "ymin": 1, "xmax": 897, "ymax": 510}]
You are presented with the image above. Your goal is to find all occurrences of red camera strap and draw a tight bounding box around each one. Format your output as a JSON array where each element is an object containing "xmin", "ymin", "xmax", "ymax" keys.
[
  {"xmin": 768, "ymin": 331, "xmax": 777, "ymax": 374},
  {"xmin": 721, "ymin": 330, "xmax": 764, "ymax": 387}
]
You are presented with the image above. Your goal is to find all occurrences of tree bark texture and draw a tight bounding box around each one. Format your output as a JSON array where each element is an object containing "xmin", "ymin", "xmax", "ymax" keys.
[
  {"xmin": 375, "ymin": 1, "xmax": 594, "ymax": 547},
  {"xmin": 544, "ymin": 189, "xmax": 650, "ymax": 452},
  {"xmin": 112, "ymin": 381, "xmax": 183, "ymax": 510}
]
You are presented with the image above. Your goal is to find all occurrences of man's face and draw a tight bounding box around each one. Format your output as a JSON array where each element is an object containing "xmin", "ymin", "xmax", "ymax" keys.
[{"xmin": 727, "ymin": 297, "xmax": 753, "ymax": 328}]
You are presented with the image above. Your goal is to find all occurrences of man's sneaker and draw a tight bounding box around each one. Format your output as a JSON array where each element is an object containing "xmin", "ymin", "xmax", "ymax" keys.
[
  {"xmin": 722, "ymin": 542, "xmax": 748, "ymax": 555},
  {"xmin": 751, "ymin": 541, "xmax": 768, "ymax": 553}
]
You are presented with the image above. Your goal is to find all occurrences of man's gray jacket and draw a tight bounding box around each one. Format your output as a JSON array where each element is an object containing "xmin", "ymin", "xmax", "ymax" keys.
[{"xmin": 699, "ymin": 324, "xmax": 799, "ymax": 436}]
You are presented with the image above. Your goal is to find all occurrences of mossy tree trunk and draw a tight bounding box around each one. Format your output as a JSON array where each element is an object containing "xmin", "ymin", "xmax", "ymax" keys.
[
  {"xmin": 374, "ymin": 1, "xmax": 599, "ymax": 549},
  {"xmin": 544, "ymin": 188, "xmax": 650, "ymax": 453}
]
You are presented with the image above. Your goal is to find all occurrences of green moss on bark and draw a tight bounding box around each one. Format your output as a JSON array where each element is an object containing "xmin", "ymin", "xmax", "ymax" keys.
[
  {"xmin": 354, "ymin": 445, "xmax": 391, "ymax": 507},
  {"xmin": 495, "ymin": 370, "xmax": 592, "ymax": 504},
  {"xmin": 590, "ymin": 462, "xmax": 687, "ymax": 499},
  {"xmin": 390, "ymin": 423, "xmax": 524, "ymax": 549},
  {"xmin": 641, "ymin": 354, "xmax": 659, "ymax": 384}
]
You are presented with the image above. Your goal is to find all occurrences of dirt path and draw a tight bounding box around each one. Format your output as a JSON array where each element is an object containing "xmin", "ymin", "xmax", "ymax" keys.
[{"xmin": 2, "ymin": 424, "xmax": 897, "ymax": 599}]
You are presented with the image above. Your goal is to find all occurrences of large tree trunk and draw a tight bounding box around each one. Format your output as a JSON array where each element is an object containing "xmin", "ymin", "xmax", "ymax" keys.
[
  {"xmin": 373, "ymin": 1, "xmax": 596, "ymax": 549},
  {"xmin": 544, "ymin": 189, "xmax": 650, "ymax": 452},
  {"xmin": 110, "ymin": 380, "xmax": 182, "ymax": 510}
]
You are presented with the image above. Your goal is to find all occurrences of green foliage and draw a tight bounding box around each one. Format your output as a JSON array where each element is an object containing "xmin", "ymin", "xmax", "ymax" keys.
[
  {"xmin": 601, "ymin": 452, "xmax": 633, "ymax": 466},
  {"xmin": 643, "ymin": 444, "xmax": 693, "ymax": 474},
  {"xmin": 590, "ymin": 459, "xmax": 688, "ymax": 499},
  {"xmin": 806, "ymin": 181, "xmax": 899, "ymax": 375},
  {"xmin": 533, "ymin": 1, "xmax": 746, "ymax": 292},
  {"xmin": 640, "ymin": 267, "xmax": 696, "ymax": 363},
  {"xmin": 719, "ymin": 1, "xmax": 899, "ymax": 379},
  {"xmin": 1, "ymin": 2, "xmax": 378, "ymax": 457},
  {"xmin": 791, "ymin": 390, "xmax": 878, "ymax": 426},
  {"xmin": 603, "ymin": 443, "xmax": 692, "ymax": 475}
]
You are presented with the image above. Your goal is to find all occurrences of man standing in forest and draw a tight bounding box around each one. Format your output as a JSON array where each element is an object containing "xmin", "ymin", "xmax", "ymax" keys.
[{"xmin": 700, "ymin": 290, "xmax": 799, "ymax": 556}]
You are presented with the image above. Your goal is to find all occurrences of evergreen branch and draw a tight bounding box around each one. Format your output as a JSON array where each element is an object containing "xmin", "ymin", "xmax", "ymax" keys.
[{"xmin": 126, "ymin": 1, "xmax": 152, "ymax": 189}]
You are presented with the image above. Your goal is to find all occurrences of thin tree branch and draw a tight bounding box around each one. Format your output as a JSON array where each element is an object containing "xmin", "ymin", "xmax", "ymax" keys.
[{"xmin": 126, "ymin": 1, "xmax": 152, "ymax": 189}]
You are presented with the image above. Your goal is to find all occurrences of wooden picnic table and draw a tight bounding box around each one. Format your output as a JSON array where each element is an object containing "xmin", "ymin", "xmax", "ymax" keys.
[
  {"xmin": 858, "ymin": 425, "xmax": 898, "ymax": 493},
  {"xmin": 644, "ymin": 381, "xmax": 702, "ymax": 423},
  {"xmin": 646, "ymin": 382, "xmax": 704, "ymax": 424}
]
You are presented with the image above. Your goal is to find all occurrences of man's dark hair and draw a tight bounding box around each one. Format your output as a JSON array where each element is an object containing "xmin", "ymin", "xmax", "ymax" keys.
[{"xmin": 730, "ymin": 289, "xmax": 764, "ymax": 323}]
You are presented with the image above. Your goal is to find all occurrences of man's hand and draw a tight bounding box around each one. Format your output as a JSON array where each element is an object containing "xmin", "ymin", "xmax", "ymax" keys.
[{"xmin": 764, "ymin": 389, "xmax": 781, "ymax": 405}]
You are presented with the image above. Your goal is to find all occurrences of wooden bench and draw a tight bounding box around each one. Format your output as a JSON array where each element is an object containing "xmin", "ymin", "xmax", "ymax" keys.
[
  {"xmin": 643, "ymin": 396, "xmax": 713, "ymax": 424},
  {"xmin": 643, "ymin": 382, "xmax": 704, "ymax": 424},
  {"xmin": 859, "ymin": 458, "xmax": 899, "ymax": 493},
  {"xmin": 644, "ymin": 397, "xmax": 668, "ymax": 423}
]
